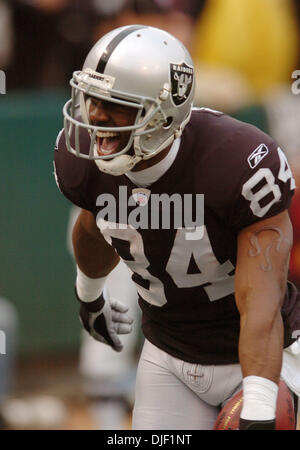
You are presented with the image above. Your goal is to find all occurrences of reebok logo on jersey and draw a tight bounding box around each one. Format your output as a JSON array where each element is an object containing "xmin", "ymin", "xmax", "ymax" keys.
[{"xmin": 247, "ymin": 144, "xmax": 269, "ymax": 169}]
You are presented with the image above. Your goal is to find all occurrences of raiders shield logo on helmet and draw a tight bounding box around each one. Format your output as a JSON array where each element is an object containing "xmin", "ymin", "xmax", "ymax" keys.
[{"xmin": 170, "ymin": 62, "xmax": 194, "ymax": 106}]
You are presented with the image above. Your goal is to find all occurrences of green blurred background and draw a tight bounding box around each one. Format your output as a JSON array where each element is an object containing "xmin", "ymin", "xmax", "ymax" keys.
[{"xmin": 0, "ymin": 90, "xmax": 80, "ymax": 355}]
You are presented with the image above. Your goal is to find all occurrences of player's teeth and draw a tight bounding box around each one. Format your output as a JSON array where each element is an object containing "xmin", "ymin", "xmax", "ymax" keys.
[
  {"xmin": 96, "ymin": 132, "xmax": 119, "ymax": 137},
  {"xmin": 100, "ymin": 148, "xmax": 114, "ymax": 154}
]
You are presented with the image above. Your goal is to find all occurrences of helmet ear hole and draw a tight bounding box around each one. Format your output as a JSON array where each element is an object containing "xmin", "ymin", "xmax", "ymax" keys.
[{"xmin": 163, "ymin": 117, "xmax": 173, "ymax": 129}]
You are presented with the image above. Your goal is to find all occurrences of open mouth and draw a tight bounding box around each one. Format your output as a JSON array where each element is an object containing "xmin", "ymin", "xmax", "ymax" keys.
[{"xmin": 96, "ymin": 131, "xmax": 121, "ymax": 156}]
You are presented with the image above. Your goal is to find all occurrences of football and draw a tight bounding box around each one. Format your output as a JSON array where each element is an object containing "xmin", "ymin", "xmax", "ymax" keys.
[{"xmin": 214, "ymin": 379, "xmax": 296, "ymax": 430}]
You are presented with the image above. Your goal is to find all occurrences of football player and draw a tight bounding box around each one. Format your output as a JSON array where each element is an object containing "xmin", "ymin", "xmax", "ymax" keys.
[{"xmin": 53, "ymin": 25, "xmax": 300, "ymax": 429}]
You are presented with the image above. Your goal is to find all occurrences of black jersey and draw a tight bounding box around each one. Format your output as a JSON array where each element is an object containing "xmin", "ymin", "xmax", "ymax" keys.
[{"xmin": 54, "ymin": 108, "xmax": 300, "ymax": 364}]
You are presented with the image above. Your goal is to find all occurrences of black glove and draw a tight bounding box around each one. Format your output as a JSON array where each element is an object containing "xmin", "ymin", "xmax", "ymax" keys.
[
  {"xmin": 239, "ymin": 418, "xmax": 276, "ymax": 430},
  {"xmin": 75, "ymin": 288, "xmax": 133, "ymax": 352}
]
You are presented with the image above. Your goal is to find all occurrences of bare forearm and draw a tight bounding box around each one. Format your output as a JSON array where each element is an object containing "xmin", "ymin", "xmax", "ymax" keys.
[
  {"xmin": 237, "ymin": 257, "xmax": 286, "ymax": 383},
  {"xmin": 239, "ymin": 308, "xmax": 284, "ymax": 383},
  {"xmin": 235, "ymin": 211, "xmax": 293, "ymax": 383},
  {"xmin": 72, "ymin": 210, "xmax": 119, "ymax": 278}
]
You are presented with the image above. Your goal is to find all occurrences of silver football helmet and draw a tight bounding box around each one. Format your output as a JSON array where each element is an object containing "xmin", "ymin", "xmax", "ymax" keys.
[{"xmin": 63, "ymin": 25, "xmax": 195, "ymax": 175}]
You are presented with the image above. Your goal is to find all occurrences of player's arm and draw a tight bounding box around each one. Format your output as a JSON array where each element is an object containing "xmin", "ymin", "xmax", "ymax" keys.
[
  {"xmin": 72, "ymin": 209, "xmax": 133, "ymax": 351},
  {"xmin": 235, "ymin": 210, "xmax": 293, "ymax": 429},
  {"xmin": 72, "ymin": 208, "xmax": 120, "ymax": 278}
]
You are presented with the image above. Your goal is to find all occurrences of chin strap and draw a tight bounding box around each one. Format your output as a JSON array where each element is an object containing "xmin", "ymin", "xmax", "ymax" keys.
[{"xmin": 94, "ymin": 153, "xmax": 143, "ymax": 176}]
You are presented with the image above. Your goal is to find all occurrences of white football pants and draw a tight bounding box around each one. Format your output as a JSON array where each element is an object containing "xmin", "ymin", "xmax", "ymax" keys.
[
  {"xmin": 132, "ymin": 339, "xmax": 243, "ymax": 430},
  {"xmin": 133, "ymin": 339, "xmax": 300, "ymax": 430}
]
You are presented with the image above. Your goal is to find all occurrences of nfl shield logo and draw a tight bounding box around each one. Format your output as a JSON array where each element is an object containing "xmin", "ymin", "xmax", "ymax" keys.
[
  {"xmin": 132, "ymin": 188, "xmax": 151, "ymax": 206},
  {"xmin": 170, "ymin": 62, "xmax": 194, "ymax": 106}
]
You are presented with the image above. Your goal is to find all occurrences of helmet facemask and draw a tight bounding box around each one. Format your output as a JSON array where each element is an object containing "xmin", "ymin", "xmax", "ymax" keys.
[
  {"xmin": 62, "ymin": 26, "xmax": 195, "ymax": 175},
  {"xmin": 63, "ymin": 68, "xmax": 172, "ymax": 175}
]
